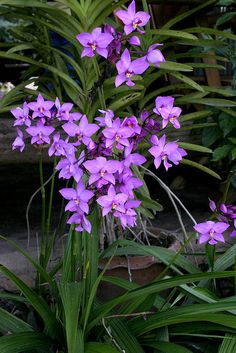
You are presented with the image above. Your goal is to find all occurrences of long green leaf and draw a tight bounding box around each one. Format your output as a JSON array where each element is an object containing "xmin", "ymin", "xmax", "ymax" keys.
[
  {"xmin": 129, "ymin": 301, "xmax": 236, "ymax": 335},
  {"xmin": 169, "ymin": 72, "xmax": 205, "ymax": 92},
  {"xmin": 178, "ymin": 142, "xmax": 212, "ymax": 154},
  {"xmin": 151, "ymin": 29, "xmax": 198, "ymax": 40},
  {"xmin": 58, "ymin": 282, "xmax": 84, "ymax": 353},
  {"xmin": 218, "ymin": 334, "xmax": 236, "ymax": 353},
  {"xmin": 0, "ymin": 307, "xmax": 33, "ymax": 334},
  {"xmin": 163, "ymin": 0, "xmax": 218, "ymax": 29},
  {"xmin": 85, "ymin": 342, "xmax": 120, "ymax": 353},
  {"xmin": 0, "ymin": 265, "xmax": 61, "ymax": 339},
  {"xmin": 145, "ymin": 342, "xmax": 193, "ymax": 353},
  {"xmin": 0, "ymin": 332, "xmax": 53, "ymax": 353},
  {"xmin": 180, "ymin": 159, "xmax": 221, "ymax": 179},
  {"xmin": 89, "ymin": 271, "xmax": 236, "ymax": 330}
]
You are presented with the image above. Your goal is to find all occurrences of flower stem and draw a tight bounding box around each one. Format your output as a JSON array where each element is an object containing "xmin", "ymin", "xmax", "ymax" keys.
[
  {"xmin": 39, "ymin": 151, "xmax": 46, "ymax": 267},
  {"xmin": 46, "ymin": 156, "xmax": 57, "ymax": 244},
  {"xmin": 93, "ymin": 57, "xmax": 106, "ymax": 110}
]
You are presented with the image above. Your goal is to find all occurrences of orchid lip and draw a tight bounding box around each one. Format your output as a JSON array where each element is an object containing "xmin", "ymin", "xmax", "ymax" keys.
[
  {"xmin": 125, "ymin": 71, "xmax": 133, "ymax": 78},
  {"xmin": 210, "ymin": 230, "xmax": 214, "ymax": 237}
]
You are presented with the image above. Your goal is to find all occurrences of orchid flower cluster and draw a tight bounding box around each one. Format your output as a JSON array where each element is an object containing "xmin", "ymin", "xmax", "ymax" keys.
[
  {"xmin": 11, "ymin": 94, "xmax": 186, "ymax": 234},
  {"xmin": 11, "ymin": 0, "xmax": 188, "ymax": 235},
  {"xmin": 193, "ymin": 199, "xmax": 236, "ymax": 246},
  {"xmin": 76, "ymin": 0, "xmax": 165, "ymax": 85}
]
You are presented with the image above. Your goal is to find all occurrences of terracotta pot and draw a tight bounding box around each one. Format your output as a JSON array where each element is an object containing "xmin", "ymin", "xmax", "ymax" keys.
[{"xmin": 97, "ymin": 232, "xmax": 181, "ymax": 301}]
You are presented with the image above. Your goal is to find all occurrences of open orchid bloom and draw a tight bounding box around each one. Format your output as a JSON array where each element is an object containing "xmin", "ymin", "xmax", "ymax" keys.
[
  {"xmin": 194, "ymin": 221, "xmax": 229, "ymax": 245},
  {"xmin": 148, "ymin": 134, "xmax": 187, "ymax": 171},
  {"xmin": 76, "ymin": 27, "xmax": 113, "ymax": 58},
  {"xmin": 116, "ymin": 0, "xmax": 150, "ymax": 35},
  {"xmin": 115, "ymin": 48, "xmax": 148, "ymax": 87}
]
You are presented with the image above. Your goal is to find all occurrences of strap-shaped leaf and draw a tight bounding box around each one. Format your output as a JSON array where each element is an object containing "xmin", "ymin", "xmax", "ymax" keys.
[
  {"xmin": 0, "ymin": 332, "xmax": 53, "ymax": 353},
  {"xmin": 180, "ymin": 159, "xmax": 221, "ymax": 179},
  {"xmin": 0, "ymin": 265, "xmax": 61, "ymax": 339}
]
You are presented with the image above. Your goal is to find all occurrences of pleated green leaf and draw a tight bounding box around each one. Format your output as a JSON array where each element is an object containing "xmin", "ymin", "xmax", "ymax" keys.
[
  {"xmin": 0, "ymin": 332, "xmax": 53, "ymax": 353},
  {"xmin": 0, "ymin": 265, "xmax": 61, "ymax": 339},
  {"xmin": 0, "ymin": 307, "xmax": 33, "ymax": 334}
]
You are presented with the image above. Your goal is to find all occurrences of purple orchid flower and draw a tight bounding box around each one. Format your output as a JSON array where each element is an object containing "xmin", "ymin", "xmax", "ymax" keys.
[
  {"xmin": 97, "ymin": 185, "xmax": 128, "ymax": 216},
  {"xmin": 114, "ymin": 200, "xmax": 141, "ymax": 228},
  {"xmin": 11, "ymin": 102, "xmax": 31, "ymax": 127},
  {"xmin": 12, "ymin": 128, "xmax": 25, "ymax": 152},
  {"xmin": 95, "ymin": 109, "xmax": 114, "ymax": 127},
  {"xmin": 148, "ymin": 134, "xmax": 187, "ymax": 170},
  {"xmin": 103, "ymin": 117, "xmax": 133, "ymax": 150},
  {"xmin": 83, "ymin": 157, "xmax": 120, "ymax": 188},
  {"xmin": 27, "ymin": 94, "xmax": 54, "ymax": 119},
  {"xmin": 56, "ymin": 150, "xmax": 84, "ymax": 182},
  {"xmin": 153, "ymin": 96, "xmax": 174, "ymax": 118},
  {"xmin": 55, "ymin": 97, "xmax": 73, "ymax": 121},
  {"xmin": 104, "ymin": 24, "xmax": 122, "ymax": 63},
  {"xmin": 120, "ymin": 175, "xmax": 143, "ymax": 198},
  {"xmin": 69, "ymin": 112, "xmax": 83, "ymax": 122},
  {"xmin": 115, "ymin": 48, "xmax": 149, "ymax": 87},
  {"xmin": 60, "ymin": 181, "xmax": 94, "ymax": 214},
  {"xmin": 48, "ymin": 132, "xmax": 67, "ymax": 157},
  {"xmin": 62, "ymin": 115, "xmax": 99, "ymax": 148},
  {"xmin": 194, "ymin": 221, "xmax": 229, "ymax": 245},
  {"xmin": 121, "ymin": 143, "xmax": 146, "ymax": 171},
  {"xmin": 67, "ymin": 212, "xmax": 91, "ymax": 233},
  {"xmin": 122, "ymin": 116, "xmax": 141, "ymax": 136},
  {"xmin": 116, "ymin": 0, "xmax": 150, "ymax": 35},
  {"xmin": 26, "ymin": 121, "xmax": 54, "ymax": 145},
  {"xmin": 153, "ymin": 96, "xmax": 181, "ymax": 129},
  {"xmin": 76, "ymin": 27, "xmax": 113, "ymax": 59},
  {"xmin": 145, "ymin": 44, "xmax": 165, "ymax": 67}
]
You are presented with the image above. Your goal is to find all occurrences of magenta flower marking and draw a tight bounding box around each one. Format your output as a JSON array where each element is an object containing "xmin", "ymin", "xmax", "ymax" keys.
[
  {"xmin": 83, "ymin": 157, "xmax": 120, "ymax": 188},
  {"xmin": 11, "ymin": 102, "xmax": 31, "ymax": 127},
  {"xmin": 67, "ymin": 212, "xmax": 91, "ymax": 233},
  {"xmin": 26, "ymin": 121, "xmax": 54, "ymax": 145},
  {"xmin": 27, "ymin": 94, "xmax": 54, "ymax": 119},
  {"xmin": 62, "ymin": 115, "xmax": 99, "ymax": 148},
  {"xmin": 103, "ymin": 117, "xmax": 133, "ymax": 150},
  {"xmin": 76, "ymin": 27, "xmax": 113, "ymax": 59},
  {"xmin": 12, "ymin": 128, "xmax": 25, "ymax": 152},
  {"xmin": 194, "ymin": 221, "xmax": 229, "ymax": 245},
  {"xmin": 115, "ymin": 48, "xmax": 149, "ymax": 87},
  {"xmin": 97, "ymin": 185, "xmax": 128, "ymax": 216},
  {"xmin": 116, "ymin": 0, "xmax": 150, "ymax": 35},
  {"xmin": 60, "ymin": 181, "xmax": 94, "ymax": 214},
  {"xmin": 148, "ymin": 134, "xmax": 187, "ymax": 170}
]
